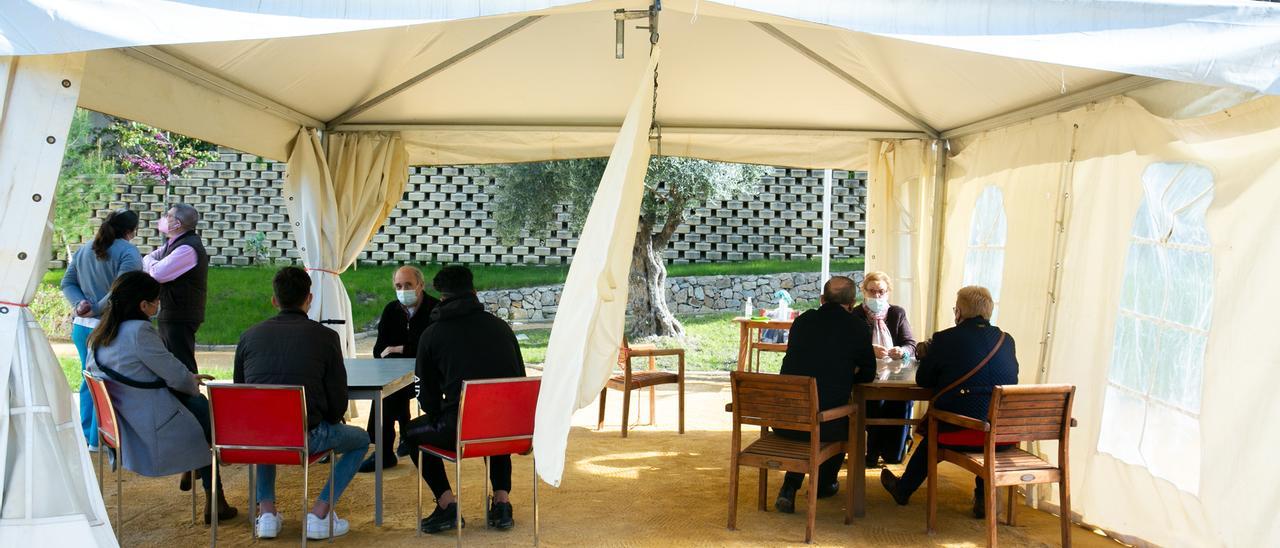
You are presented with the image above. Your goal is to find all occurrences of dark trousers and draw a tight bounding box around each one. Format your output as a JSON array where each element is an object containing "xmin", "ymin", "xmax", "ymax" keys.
[
  {"xmin": 366, "ymin": 386, "xmax": 412, "ymax": 461},
  {"xmin": 178, "ymin": 393, "xmax": 223, "ymax": 492},
  {"xmin": 897, "ymin": 440, "xmax": 1014, "ymax": 497},
  {"xmin": 159, "ymin": 321, "xmax": 201, "ymax": 373},
  {"xmin": 866, "ymin": 400, "xmax": 912, "ymax": 464},
  {"xmin": 403, "ymin": 414, "xmax": 512, "ymax": 499},
  {"xmin": 775, "ymin": 419, "xmax": 848, "ymax": 491}
]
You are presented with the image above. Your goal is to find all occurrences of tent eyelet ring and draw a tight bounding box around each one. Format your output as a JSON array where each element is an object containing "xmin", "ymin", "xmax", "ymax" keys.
[
  {"xmin": 32, "ymin": 194, "xmax": 42, "ymax": 202},
  {"xmin": 61, "ymin": 79, "xmax": 71, "ymax": 88},
  {"xmin": 17, "ymin": 252, "xmax": 28, "ymax": 260},
  {"xmin": 46, "ymin": 136, "xmax": 56, "ymax": 144}
]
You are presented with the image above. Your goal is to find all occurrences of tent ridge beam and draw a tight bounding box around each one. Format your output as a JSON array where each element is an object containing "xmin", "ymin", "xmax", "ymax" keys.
[
  {"xmin": 753, "ymin": 22, "xmax": 939, "ymax": 139},
  {"xmin": 332, "ymin": 122, "xmax": 926, "ymax": 139},
  {"xmin": 326, "ymin": 15, "xmax": 544, "ymax": 130},
  {"xmin": 940, "ymin": 75, "xmax": 1160, "ymax": 139},
  {"xmin": 121, "ymin": 46, "xmax": 324, "ymax": 128}
]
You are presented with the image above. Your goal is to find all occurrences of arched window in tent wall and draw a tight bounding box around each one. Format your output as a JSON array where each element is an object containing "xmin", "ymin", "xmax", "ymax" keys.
[
  {"xmin": 962, "ymin": 186, "xmax": 1007, "ymax": 322},
  {"xmin": 1097, "ymin": 162, "xmax": 1214, "ymax": 495}
]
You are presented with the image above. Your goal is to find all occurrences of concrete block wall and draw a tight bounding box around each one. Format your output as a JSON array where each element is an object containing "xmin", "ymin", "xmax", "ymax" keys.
[{"xmin": 51, "ymin": 147, "xmax": 867, "ymax": 268}]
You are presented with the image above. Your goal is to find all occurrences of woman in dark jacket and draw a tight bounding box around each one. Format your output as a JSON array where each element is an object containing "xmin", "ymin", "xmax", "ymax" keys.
[
  {"xmin": 880, "ymin": 286, "xmax": 1018, "ymax": 518},
  {"xmin": 850, "ymin": 272, "xmax": 917, "ymax": 466},
  {"xmin": 361, "ymin": 266, "xmax": 439, "ymax": 472}
]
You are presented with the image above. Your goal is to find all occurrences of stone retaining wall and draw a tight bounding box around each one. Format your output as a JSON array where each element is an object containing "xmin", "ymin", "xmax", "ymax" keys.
[
  {"xmin": 51, "ymin": 147, "xmax": 868, "ymax": 268},
  {"xmin": 474, "ymin": 271, "xmax": 865, "ymax": 322}
]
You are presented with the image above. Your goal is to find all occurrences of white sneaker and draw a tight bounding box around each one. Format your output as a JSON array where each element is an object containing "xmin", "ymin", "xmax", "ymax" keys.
[
  {"xmin": 306, "ymin": 511, "xmax": 349, "ymax": 540},
  {"xmin": 255, "ymin": 512, "xmax": 282, "ymax": 539}
]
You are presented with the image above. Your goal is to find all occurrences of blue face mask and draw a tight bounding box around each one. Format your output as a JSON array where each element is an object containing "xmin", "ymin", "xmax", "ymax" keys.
[
  {"xmin": 864, "ymin": 297, "xmax": 888, "ymax": 315},
  {"xmin": 396, "ymin": 289, "xmax": 419, "ymax": 307}
]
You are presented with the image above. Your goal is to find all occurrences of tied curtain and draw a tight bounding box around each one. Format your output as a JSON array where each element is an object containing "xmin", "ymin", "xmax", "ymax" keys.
[
  {"xmin": 283, "ymin": 129, "xmax": 409, "ymax": 357},
  {"xmin": 0, "ymin": 53, "xmax": 117, "ymax": 546},
  {"xmin": 533, "ymin": 47, "xmax": 660, "ymax": 487}
]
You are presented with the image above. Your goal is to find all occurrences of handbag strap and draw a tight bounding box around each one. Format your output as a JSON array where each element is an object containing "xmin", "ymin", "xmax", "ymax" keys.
[
  {"xmin": 90, "ymin": 350, "xmax": 168, "ymax": 390},
  {"xmin": 928, "ymin": 331, "xmax": 1006, "ymax": 405}
]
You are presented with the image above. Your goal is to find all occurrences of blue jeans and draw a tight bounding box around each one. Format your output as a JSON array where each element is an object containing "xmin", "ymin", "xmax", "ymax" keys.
[
  {"xmin": 256, "ymin": 422, "xmax": 369, "ymax": 506},
  {"xmin": 72, "ymin": 324, "xmax": 98, "ymax": 446}
]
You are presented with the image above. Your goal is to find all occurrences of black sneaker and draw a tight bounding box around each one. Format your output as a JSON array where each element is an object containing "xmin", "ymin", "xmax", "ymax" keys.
[
  {"xmin": 879, "ymin": 469, "xmax": 911, "ymax": 506},
  {"xmin": 357, "ymin": 455, "xmax": 397, "ymax": 473},
  {"xmin": 816, "ymin": 480, "xmax": 840, "ymax": 499},
  {"xmin": 396, "ymin": 441, "xmax": 412, "ymax": 458},
  {"xmin": 420, "ymin": 503, "xmax": 464, "ymax": 534},
  {"xmin": 774, "ymin": 485, "xmax": 797, "ymax": 514},
  {"xmin": 487, "ymin": 501, "xmax": 514, "ymax": 530}
]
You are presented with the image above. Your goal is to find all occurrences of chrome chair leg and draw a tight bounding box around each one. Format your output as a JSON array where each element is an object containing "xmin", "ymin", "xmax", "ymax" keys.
[
  {"xmin": 302, "ymin": 452, "xmax": 310, "ymax": 547},
  {"xmin": 456, "ymin": 457, "xmax": 463, "ymax": 548},
  {"xmin": 533, "ymin": 455, "xmax": 539, "ymax": 547},
  {"xmin": 191, "ymin": 468, "xmax": 197, "ymax": 525},
  {"xmin": 115, "ymin": 455, "xmax": 122, "ymax": 541},
  {"xmin": 248, "ymin": 465, "xmax": 257, "ymax": 538},
  {"xmin": 416, "ymin": 448, "xmax": 423, "ymax": 537},
  {"xmin": 210, "ymin": 457, "xmax": 218, "ymax": 548},
  {"xmin": 484, "ymin": 457, "xmax": 490, "ymax": 529},
  {"xmin": 328, "ymin": 450, "xmax": 336, "ymax": 543}
]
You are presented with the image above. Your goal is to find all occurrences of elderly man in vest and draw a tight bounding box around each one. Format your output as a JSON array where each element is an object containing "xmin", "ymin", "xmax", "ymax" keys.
[{"xmin": 142, "ymin": 203, "xmax": 210, "ymax": 373}]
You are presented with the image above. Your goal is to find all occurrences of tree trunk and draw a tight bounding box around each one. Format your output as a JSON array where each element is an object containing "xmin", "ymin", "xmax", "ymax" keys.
[{"xmin": 627, "ymin": 222, "xmax": 684, "ymax": 338}]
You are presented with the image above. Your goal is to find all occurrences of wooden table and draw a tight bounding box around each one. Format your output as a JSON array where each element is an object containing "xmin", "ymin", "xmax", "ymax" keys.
[
  {"xmin": 731, "ymin": 317, "xmax": 794, "ymax": 372},
  {"xmin": 847, "ymin": 359, "xmax": 934, "ymax": 521},
  {"xmin": 345, "ymin": 358, "xmax": 416, "ymax": 526}
]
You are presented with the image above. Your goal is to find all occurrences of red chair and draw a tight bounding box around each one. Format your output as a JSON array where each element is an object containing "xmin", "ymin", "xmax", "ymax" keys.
[
  {"xmin": 416, "ymin": 377, "xmax": 541, "ymax": 547},
  {"xmin": 82, "ymin": 372, "xmax": 196, "ymax": 540},
  {"xmin": 208, "ymin": 384, "xmax": 335, "ymax": 546}
]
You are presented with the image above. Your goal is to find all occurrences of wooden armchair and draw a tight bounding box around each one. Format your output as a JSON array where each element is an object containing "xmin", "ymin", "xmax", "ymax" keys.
[
  {"xmin": 926, "ymin": 384, "xmax": 1077, "ymax": 547},
  {"xmin": 728, "ymin": 372, "xmax": 852, "ymax": 544},
  {"xmin": 597, "ymin": 336, "xmax": 685, "ymax": 437}
]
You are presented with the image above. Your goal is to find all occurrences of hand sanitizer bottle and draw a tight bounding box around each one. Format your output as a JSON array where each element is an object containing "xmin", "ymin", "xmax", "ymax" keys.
[{"xmin": 745, "ymin": 296, "xmax": 753, "ymax": 318}]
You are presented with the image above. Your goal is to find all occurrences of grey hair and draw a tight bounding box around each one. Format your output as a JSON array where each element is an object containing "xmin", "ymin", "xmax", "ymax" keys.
[
  {"xmin": 395, "ymin": 265, "xmax": 425, "ymax": 287},
  {"xmin": 171, "ymin": 203, "xmax": 199, "ymax": 231}
]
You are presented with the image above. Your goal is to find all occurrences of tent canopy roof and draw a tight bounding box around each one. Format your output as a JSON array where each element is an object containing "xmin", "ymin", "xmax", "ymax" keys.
[{"xmin": 6, "ymin": 0, "xmax": 1278, "ymax": 165}]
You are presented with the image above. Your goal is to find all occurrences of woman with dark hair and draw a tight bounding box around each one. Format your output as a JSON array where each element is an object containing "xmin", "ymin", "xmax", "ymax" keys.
[
  {"xmin": 86, "ymin": 271, "xmax": 238, "ymax": 523},
  {"xmin": 61, "ymin": 208, "xmax": 142, "ymax": 449}
]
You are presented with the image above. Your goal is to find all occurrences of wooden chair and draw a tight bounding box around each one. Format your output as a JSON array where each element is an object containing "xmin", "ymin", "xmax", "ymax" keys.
[
  {"xmin": 926, "ymin": 384, "xmax": 1077, "ymax": 547},
  {"xmin": 597, "ymin": 336, "xmax": 684, "ymax": 437},
  {"xmin": 727, "ymin": 372, "xmax": 852, "ymax": 544}
]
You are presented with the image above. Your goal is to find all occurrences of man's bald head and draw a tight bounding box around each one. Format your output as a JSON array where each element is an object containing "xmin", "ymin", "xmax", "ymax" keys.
[
  {"xmin": 821, "ymin": 276, "xmax": 856, "ymax": 308},
  {"xmin": 393, "ymin": 266, "xmax": 425, "ymax": 290}
]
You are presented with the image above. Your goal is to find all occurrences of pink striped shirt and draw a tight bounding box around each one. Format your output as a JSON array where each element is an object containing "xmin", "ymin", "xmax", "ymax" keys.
[{"xmin": 142, "ymin": 231, "xmax": 198, "ymax": 283}]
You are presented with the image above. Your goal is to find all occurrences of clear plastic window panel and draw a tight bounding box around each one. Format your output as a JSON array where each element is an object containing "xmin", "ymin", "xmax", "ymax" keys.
[
  {"xmin": 962, "ymin": 186, "xmax": 1007, "ymax": 322},
  {"xmin": 1097, "ymin": 162, "xmax": 1213, "ymax": 495}
]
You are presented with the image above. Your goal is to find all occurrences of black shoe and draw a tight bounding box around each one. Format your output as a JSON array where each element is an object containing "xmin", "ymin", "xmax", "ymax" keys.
[
  {"xmin": 420, "ymin": 503, "xmax": 464, "ymax": 534},
  {"xmin": 203, "ymin": 490, "xmax": 239, "ymax": 525},
  {"xmin": 774, "ymin": 485, "xmax": 797, "ymax": 514},
  {"xmin": 865, "ymin": 456, "xmax": 880, "ymax": 469},
  {"xmin": 816, "ymin": 480, "xmax": 840, "ymax": 499},
  {"xmin": 179, "ymin": 470, "xmax": 193, "ymax": 492},
  {"xmin": 396, "ymin": 441, "xmax": 412, "ymax": 458},
  {"xmin": 487, "ymin": 501, "xmax": 514, "ymax": 530},
  {"xmin": 879, "ymin": 469, "xmax": 911, "ymax": 506},
  {"xmin": 972, "ymin": 490, "xmax": 985, "ymax": 519},
  {"xmin": 357, "ymin": 455, "xmax": 397, "ymax": 473}
]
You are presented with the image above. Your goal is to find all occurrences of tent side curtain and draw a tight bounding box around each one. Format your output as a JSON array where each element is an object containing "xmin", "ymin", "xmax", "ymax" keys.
[
  {"xmin": 934, "ymin": 94, "xmax": 1280, "ymax": 546},
  {"xmin": 283, "ymin": 129, "xmax": 409, "ymax": 357},
  {"xmin": 863, "ymin": 138, "xmax": 940, "ymax": 334},
  {"xmin": 0, "ymin": 53, "xmax": 117, "ymax": 545}
]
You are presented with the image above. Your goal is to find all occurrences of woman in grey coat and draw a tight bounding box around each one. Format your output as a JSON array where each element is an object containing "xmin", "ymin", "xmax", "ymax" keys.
[{"xmin": 86, "ymin": 271, "xmax": 237, "ymax": 523}]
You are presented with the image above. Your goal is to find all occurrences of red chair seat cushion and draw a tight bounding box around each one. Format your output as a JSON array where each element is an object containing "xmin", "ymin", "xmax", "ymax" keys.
[
  {"xmin": 420, "ymin": 444, "xmax": 458, "ymax": 462},
  {"xmin": 937, "ymin": 429, "xmax": 1017, "ymax": 447},
  {"xmin": 219, "ymin": 448, "xmax": 330, "ymax": 466}
]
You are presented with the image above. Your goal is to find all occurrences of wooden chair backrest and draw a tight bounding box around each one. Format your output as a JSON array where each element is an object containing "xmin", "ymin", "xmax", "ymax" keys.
[
  {"xmin": 730, "ymin": 371, "xmax": 819, "ymax": 432},
  {"xmin": 988, "ymin": 384, "xmax": 1075, "ymax": 445}
]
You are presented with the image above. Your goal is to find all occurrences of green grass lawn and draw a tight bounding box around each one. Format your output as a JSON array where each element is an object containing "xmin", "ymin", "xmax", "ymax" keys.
[
  {"xmin": 41, "ymin": 258, "xmax": 861, "ymax": 346},
  {"xmin": 59, "ymin": 355, "xmax": 233, "ymax": 393}
]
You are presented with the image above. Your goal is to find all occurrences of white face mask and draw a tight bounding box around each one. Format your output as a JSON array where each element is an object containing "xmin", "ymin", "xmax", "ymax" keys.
[
  {"xmin": 396, "ymin": 289, "xmax": 418, "ymax": 307},
  {"xmin": 864, "ymin": 297, "xmax": 889, "ymax": 315}
]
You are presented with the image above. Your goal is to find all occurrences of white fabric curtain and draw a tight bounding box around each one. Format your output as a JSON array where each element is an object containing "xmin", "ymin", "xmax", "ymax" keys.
[
  {"xmin": 283, "ymin": 129, "xmax": 409, "ymax": 356},
  {"xmin": 0, "ymin": 53, "xmax": 117, "ymax": 546},
  {"xmin": 533, "ymin": 47, "xmax": 660, "ymax": 487},
  {"xmin": 863, "ymin": 139, "xmax": 939, "ymax": 334}
]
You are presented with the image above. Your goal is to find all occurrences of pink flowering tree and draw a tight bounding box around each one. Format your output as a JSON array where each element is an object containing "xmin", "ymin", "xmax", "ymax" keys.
[{"xmin": 110, "ymin": 121, "xmax": 217, "ymax": 193}]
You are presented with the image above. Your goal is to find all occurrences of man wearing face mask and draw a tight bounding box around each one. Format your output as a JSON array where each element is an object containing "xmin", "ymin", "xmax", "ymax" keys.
[
  {"xmin": 360, "ymin": 266, "xmax": 440, "ymax": 473},
  {"xmin": 850, "ymin": 271, "xmax": 918, "ymax": 467},
  {"xmin": 142, "ymin": 204, "xmax": 209, "ymax": 374}
]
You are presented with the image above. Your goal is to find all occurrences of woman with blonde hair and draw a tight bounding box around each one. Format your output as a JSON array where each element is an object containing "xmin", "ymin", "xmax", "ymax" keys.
[{"xmin": 851, "ymin": 271, "xmax": 917, "ymax": 466}]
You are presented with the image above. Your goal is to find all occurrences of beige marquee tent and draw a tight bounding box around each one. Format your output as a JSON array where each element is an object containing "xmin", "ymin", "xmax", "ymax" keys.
[{"xmin": 2, "ymin": 1, "xmax": 1279, "ymax": 546}]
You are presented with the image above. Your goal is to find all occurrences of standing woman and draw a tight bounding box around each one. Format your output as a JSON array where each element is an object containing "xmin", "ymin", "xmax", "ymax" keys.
[
  {"xmin": 61, "ymin": 208, "xmax": 142, "ymax": 449},
  {"xmin": 86, "ymin": 271, "xmax": 237, "ymax": 523},
  {"xmin": 850, "ymin": 271, "xmax": 918, "ymax": 467}
]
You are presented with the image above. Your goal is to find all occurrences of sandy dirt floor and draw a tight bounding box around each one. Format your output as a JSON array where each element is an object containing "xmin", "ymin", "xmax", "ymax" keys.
[{"xmin": 66, "ymin": 342, "xmax": 1115, "ymax": 547}]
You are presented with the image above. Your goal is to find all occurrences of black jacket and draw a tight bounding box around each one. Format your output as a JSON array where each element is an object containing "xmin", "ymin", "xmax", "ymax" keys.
[
  {"xmin": 916, "ymin": 317, "xmax": 1018, "ymax": 421},
  {"xmin": 780, "ymin": 302, "xmax": 877, "ymax": 411},
  {"xmin": 157, "ymin": 231, "xmax": 209, "ymax": 323},
  {"xmin": 415, "ymin": 294, "xmax": 525, "ymax": 421},
  {"xmin": 373, "ymin": 295, "xmax": 440, "ymax": 359},
  {"xmin": 234, "ymin": 309, "xmax": 348, "ymax": 429},
  {"xmin": 850, "ymin": 303, "xmax": 917, "ymax": 355}
]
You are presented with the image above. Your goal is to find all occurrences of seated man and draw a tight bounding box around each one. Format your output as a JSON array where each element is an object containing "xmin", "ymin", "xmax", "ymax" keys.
[
  {"xmin": 360, "ymin": 265, "xmax": 440, "ymax": 472},
  {"xmin": 233, "ymin": 267, "xmax": 369, "ymax": 540},
  {"xmin": 404, "ymin": 265, "xmax": 526, "ymax": 534},
  {"xmin": 880, "ymin": 285, "xmax": 1018, "ymax": 518},
  {"xmin": 773, "ymin": 276, "xmax": 877, "ymax": 513}
]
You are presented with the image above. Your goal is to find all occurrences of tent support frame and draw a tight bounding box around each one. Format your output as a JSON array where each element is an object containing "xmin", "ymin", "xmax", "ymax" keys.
[
  {"xmin": 940, "ymin": 75, "xmax": 1158, "ymax": 139},
  {"xmin": 331, "ymin": 122, "xmax": 926, "ymax": 140},
  {"xmin": 325, "ymin": 16, "xmax": 545, "ymax": 129},
  {"xmin": 924, "ymin": 139, "xmax": 948, "ymax": 337},
  {"xmin": 752, "ymin": 22, "xmax": 939, "ymax": 139}
]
